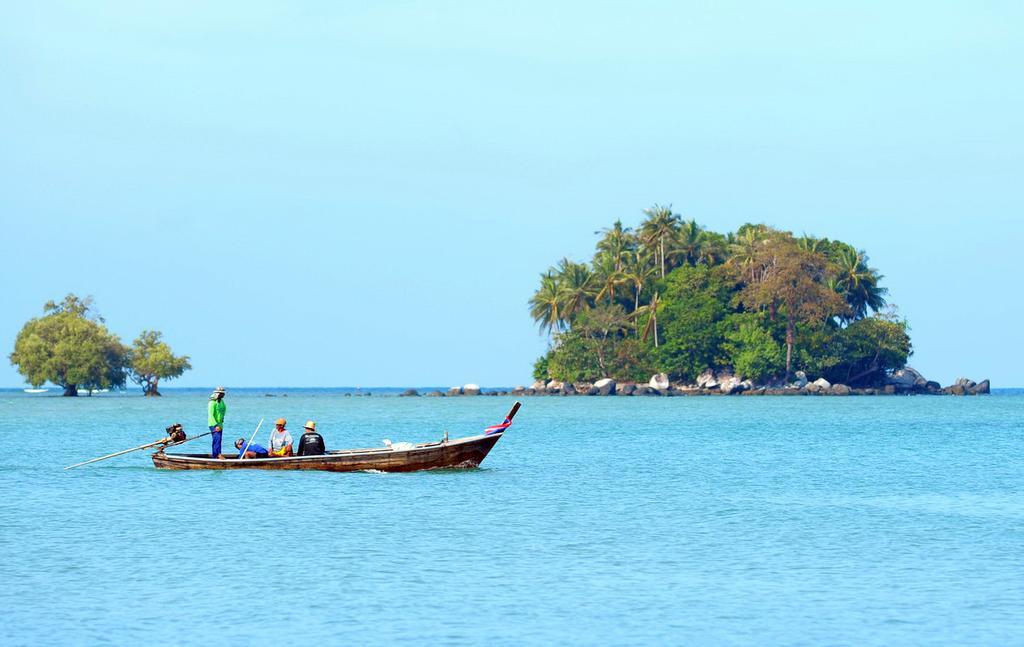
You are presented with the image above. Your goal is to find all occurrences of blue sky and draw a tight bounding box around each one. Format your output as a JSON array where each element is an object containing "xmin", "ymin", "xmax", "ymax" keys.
[{"xmin": 1, "ymin": 2, "xmax": 1021, "ymax": 387}]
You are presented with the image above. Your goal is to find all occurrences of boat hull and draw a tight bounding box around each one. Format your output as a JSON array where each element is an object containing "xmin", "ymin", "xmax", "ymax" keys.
[{"xmin": 152, "ymin": 433, "xmax": 503, "ymax": 472}]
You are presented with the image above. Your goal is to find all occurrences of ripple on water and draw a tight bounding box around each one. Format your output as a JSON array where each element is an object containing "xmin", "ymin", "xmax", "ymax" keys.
[{"xmin": 0, "ymin": 391, "xmax": 1023, "ymax": 644}]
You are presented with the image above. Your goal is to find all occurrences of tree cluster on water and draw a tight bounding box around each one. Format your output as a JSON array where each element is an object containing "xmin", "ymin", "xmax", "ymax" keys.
[
  {"xmin": 530, "ymin": 206, "xmax": 908, "ymax": 387},
  {"xmin": 10, "ymin": 294, "xmax": 191, "ymax": 396}
]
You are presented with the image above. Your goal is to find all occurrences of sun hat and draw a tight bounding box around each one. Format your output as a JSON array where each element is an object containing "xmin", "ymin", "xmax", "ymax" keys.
[
  {"xmin": 210, "ymin": 386, "xmax": 226, "ymax": 398},
  {"xmin": 304, "ymin": 420, "xmax": 316, "ymax": 431},
  {"xmin": 235, "ymin": 438, "xmax": 246, "ymax": 446},
  {"xmin": 275, "ymin": 418, "xmax": 287, "ymax": 426}
]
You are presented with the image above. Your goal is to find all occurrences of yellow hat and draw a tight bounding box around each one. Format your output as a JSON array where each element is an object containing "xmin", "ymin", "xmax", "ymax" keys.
[
  {"xmin": 304, "ymin": 420, "xmax": 316, "ymax": 431},
  {"xmin": 275, "ymin": 418, "xmax": 286, "ymax": 426}
]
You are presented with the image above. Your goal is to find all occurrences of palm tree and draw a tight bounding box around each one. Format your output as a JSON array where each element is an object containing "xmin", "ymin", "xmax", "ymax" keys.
[
  {"xmin": 639, "ymin": 205, "xmax": 682, "ymax": 278},
  {"xmin": 621, "ymin": 250, "xmax": 656, "ymax": 315},
  {"xmin": 555, "ymin": 258, "xmax": 596, "ymax": 325},
  {"xmin": 528, "ymin": 271, "xmax": 564, "ymax": 337},
  {"xmin": 635, "ymin": 291, "xmax": 661, "ymax": 347},
  {"xmin": 698, "ymin": 231, "xmax": 729, "ymax": 265},
  {"xmin": 727, "ymin": 227, "xmax": 764, "ymax": 282},
  {"xmin": 670, "ymin": 219, "xmax": 704, "ymax": 267},
  {"xmin": 797, "ymin": 235, "xmax": 825, "ymax": 253},
  {"xmin": 832, "ymin": 247, "xmax": 888, "ymax": 321},
  {"xmin": 592, "ymin": 252, "xmax": 627, "ymax": 305},
  {"xmin": 595, "ymin": 220, "xmax": 636, "ymax": 272}
]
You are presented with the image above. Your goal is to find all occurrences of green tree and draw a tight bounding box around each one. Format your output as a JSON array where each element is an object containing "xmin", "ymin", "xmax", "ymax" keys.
[
  {"xmin": 9, "ymin": 295, "xmax": 128, "ymax": 396},
  {"xmin": 546, "ymin": 318, "xmax": 652, "ymax": 383},
  {"xmin": 571, "ymin": 304, "xmax": 634, "ymax": 376},
  {"xmin": 829, "ymin": 244, "xmax": 888, "ymax": 321},
  {"xmin": 792, "ymin": 321, "xmax": 845, "ymax": 380},
  {"xmin": 545, "ymin": 331, "xmax": 604, "ymax": 383},
  {"xmin": 592, "ymin": 252, "xmax": 627, "ymax": 305},
  {"xmin": 554, "ymin": 258, "xmax": 596, "ymax": 324},
  {"xmin": 734, "ymin": 237, "xmax": 850, "ymax": 379},
  {"xmin": 529, "ymin": 271, "xmax": 564, "ymax": 337},
  {"xmin": 128, "ymin": 330, "xmax": 192, "ymax": 396},
  {"xmin": 639, "ymin": 204, "xmax": 681, "ymax": 278},
  {"xmin": 595, "ymin": 220, "xmax": 636, "ymax": 272},
  {"xmin": 727, "ymin": 224, "xmax": 772, "ymax": 282},
  {"xmin": 532, "ymin": 353, "xmax": 550, "ymax": 382},
  {"xmin": 656, "ymin": 265, "xmax": 734, "ymax": 381},
  {"xmin": 698, "ymin": 231, "xmax": 729, "ymax": 266},
  {"xmin": 669, "ymin": 219, "xmax": 705, "ymax": 267},
  {"xmin": 720, "ymin": 312, "xmax": 785, "ymax": 382},
  {"xmin": 633, "ymin": 291, "xmax": 661, "ymax": 347},
  {"xmin": 621, "ymin": 250, "xmax": 656, "ymax": 313},
  {"xmin": 826, "ymin": 313, "xmax": 911, "ymax": 385}
]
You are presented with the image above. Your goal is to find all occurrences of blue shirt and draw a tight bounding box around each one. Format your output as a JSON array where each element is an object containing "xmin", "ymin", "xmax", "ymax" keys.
[{"xmin": 236, "ymin": 442, "xmax": 268, "ymax": 458}]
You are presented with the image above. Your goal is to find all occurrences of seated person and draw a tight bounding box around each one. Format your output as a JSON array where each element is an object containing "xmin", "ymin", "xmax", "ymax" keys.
[
  {"xmin": 269, "ymin": 418, "xmax": 293, "ymax": 457},
  {"xmin": 297, "ymin": 420, "xmax": 326, "ymax": 456},
  {"xmin": 234, "ymin": 438, "xmax": 269, "ymax": 459}
]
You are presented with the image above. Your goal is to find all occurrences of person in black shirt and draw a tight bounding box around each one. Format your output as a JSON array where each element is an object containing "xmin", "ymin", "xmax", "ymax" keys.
[{"xmin": 297, "ymin": 420, "xmax": 326, "ymax": 456}]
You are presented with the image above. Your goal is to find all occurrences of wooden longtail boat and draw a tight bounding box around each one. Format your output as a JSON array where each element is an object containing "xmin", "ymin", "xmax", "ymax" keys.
[{"xmin": 152, "ymin": 402, "xmax": 520, "ymax": 472}]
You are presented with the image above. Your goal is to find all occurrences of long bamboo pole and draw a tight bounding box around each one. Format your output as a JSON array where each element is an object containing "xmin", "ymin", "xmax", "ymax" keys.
[
  {"xmin": 63, "ymin": 429, "xmax": 214, "ymax": 470},
  {"xmin": 64, "ymin": 438, "xmax": 172, "ymax": 470}
]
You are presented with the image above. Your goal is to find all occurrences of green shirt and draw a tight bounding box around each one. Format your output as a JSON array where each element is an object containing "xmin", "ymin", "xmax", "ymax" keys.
[{"xmin": 208, "ymin": 398, "xmax": 226, "ymax": 427}]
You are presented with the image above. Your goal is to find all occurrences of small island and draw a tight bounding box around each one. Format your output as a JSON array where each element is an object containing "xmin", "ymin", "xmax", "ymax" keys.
[{"xmin": 516, "ymin": 206, "xmax": 988, "ymax": 397}]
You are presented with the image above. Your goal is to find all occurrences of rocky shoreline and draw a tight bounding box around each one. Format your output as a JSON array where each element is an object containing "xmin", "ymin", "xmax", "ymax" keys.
[{"xmin": 399, "ymin": 368, "xmax": 991, "ymax": 398}]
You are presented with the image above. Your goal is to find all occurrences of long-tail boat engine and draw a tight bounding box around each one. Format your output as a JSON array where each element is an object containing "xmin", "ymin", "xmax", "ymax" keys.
[{"xmin": 165, "ymin": 423, "xmax": 186, "ymax": 444}]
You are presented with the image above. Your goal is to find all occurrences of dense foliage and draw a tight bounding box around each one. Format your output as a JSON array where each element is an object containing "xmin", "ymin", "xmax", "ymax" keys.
[
  {"xmin": 9, "ymin": 294, "xmax": 190, "ymax": 396},
  {"xmin": 128, "ymin": 330, "xmax": 192, "ymax": 396},
  {"xmin": 530, "ymin": 209, "xmax": 910, "ymax": 386}
]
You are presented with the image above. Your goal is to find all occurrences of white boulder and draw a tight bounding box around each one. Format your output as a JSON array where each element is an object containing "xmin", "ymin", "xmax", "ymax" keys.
[
  {"xmin": 887, "ymin": 367, "xmax": 928, "ymax": 387},
  {"xmin": 720, "ymin": 376, "xmax": 744, "ymax": 395},
  {"xmin": 462, "ymin": 383, "xmax": 481, "ymax": 396},
  {"xmin": 697, "ymin": 369, "xmax": 719, "ymax": 389},
  {"xmin": 649, "ymin": 373, "xmax": 670, "ymax": 390},
  {"xmin": 812, "ymin": 377, "xmax": 831, "ymax": 390},
  {"xmin": 594, "ymin": 378, "xmax": 617, "ymax": 396},
  {"xmin": 793, "ymin": 371, "xmax": 808, "ymax": 388}
]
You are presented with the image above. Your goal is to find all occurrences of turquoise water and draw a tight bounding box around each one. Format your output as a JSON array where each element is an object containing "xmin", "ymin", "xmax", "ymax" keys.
[{"xmin": 1, "ymin": 389, "xmax": 1022, "ymax": 645}]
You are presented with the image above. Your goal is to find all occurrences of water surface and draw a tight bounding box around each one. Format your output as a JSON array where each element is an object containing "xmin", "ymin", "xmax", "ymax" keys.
[{"xmin": 1, "ymin": 389, "xmax": 1022, "ymax": 645}]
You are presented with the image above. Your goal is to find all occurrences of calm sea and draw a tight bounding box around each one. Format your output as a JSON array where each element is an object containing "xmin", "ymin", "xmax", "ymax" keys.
[{"xmin": 1, "ymin": 388, "xmax": 1022, "ymax": 645}]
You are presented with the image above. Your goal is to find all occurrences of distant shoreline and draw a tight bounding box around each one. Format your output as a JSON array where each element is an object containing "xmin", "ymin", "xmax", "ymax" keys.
[{"xmin": 4, "ymin": 385, "xmax": 1020, "ymax": 395}]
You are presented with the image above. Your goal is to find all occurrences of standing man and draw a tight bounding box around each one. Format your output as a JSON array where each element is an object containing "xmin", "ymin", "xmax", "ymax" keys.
[{"xmin": 208, "ymin": 386, "xmax": 227, "ymax": 458}]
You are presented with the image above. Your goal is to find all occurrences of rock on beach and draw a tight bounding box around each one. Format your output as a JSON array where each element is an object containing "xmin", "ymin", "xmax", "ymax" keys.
[
  {"xmin": 508, "ymin": 367, "xmax": 989, "ymax": 398},
  {"xmin": 594, "ymin": 378, "xmax": 616, "ymax": 396},
  {"xmin": 649, "ymin": 373, "xmax": 670, "ymax": 391},
  {"xmin": 697, "ymin": 370, "xmax": 719, "ymax": 389}
]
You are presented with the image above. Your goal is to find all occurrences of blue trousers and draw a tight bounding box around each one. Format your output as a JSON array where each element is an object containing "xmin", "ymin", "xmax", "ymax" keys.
[{"xmin": 210, "ymin": 426, "xmax": 222, "ymax": 457}]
